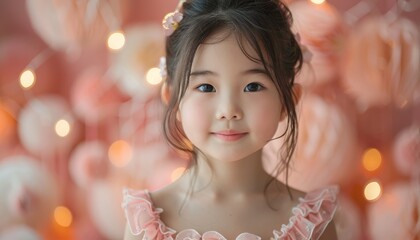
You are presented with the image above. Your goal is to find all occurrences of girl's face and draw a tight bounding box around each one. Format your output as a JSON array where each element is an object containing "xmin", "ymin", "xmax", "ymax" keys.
[{"xmin": 178, "ymin": 31, "xmax": 284, "ymax": 162}]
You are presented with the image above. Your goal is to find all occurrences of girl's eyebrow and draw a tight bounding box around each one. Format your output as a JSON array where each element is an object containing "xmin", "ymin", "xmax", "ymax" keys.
[
  {"xmin": 189, "ymin": 68, "xmax": 268, "ymax": 77},
  {"xmin": 189, "ymin": 70, "xmax": 217, "ymax": 77},
  {"xmin": 243, "ymin": 68, "xmax": 269, "ymax": 75}
]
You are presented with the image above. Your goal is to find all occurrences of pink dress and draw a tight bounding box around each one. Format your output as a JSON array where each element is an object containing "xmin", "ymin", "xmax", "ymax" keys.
[{"xmin": 122, "ymin": 186, "xmax": 339, "ymax": 240}]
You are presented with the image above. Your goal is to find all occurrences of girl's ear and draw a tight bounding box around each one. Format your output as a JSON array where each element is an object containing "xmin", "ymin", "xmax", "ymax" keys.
[
  {"xmin": 161, "ymin": 82, "xmax": 171, "ymax": 105},
  {"xmin": 279, "ymin": 83, "xmax": 302, "ymax": 122}
]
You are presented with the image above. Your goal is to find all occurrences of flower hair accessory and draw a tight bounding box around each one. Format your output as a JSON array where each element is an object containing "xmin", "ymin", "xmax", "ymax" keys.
[
  {"xmin": 162, "ymin": 0, "xmax": 186, "ymax": 36},
  {"xmin": 294, "ymin": 33, "xmax": 313, "ymax": 63},
  {"xmin": 159, "ymin": 56, "xmax": 167, "ymax": 79},
  {"xmin": 162, "ymin": 11, "xmax": 183, "ymax": 36}
]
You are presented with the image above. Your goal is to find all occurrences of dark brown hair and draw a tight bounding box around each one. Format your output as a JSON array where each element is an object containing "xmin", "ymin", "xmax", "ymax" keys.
[{"xmin": 163, "ymin": 0, "xmax": 303, "ymax": 194}]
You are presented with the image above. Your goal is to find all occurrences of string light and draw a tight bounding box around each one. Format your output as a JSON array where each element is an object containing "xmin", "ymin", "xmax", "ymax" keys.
[
  {"xmin": 107, "ymin": 31, "xmax": 125, "ymax": 50},
  {"xmin": 146, "ymin": 67, "xmax": 163, "ymax": 85},
  {"xmin": 171, "ymin": 167, "xmax": 186, "ymax": 182},
  {"xmin": 362, "ymin": 148, "xmax": 382, "ymax": 172},
  {"xmin": 55, "ymin": 119, "xmax": 71, "ymax": 137},
  {"xmin": 54, "ymin": 206, "xmax": 73, "ymax": 227},
  {"xmin": 108, "ymin": 140, "xmax": 132, "ymax": 167},
  {"xmin": 19, "ymin": 69, "xmax": 36, "ymax": 89},
  {"xmin": 364, "ymin": 181, "xmax": 382, "ymax": 201},
  {"xmin": 310, "ymin": 0, "xmax": 326, "ymax": 4}
]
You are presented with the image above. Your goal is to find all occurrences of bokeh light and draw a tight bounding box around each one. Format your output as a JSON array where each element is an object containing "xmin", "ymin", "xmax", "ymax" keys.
[
  {"xmin": 19, "ymin": 69, "xmax": 36, "ymax": 89},
  {"xmin": 108, "ymin": 140, "xmax": 132, "ymax": 167},
  {"xmin": 54, "ymin": 206, "xmax": 73, "ymax": 227},
  {"xmin": 107, "ymin": 31, "xmax": 125, "ymax": 50},
  {"xmin": 362, "ymin": 148, "xmax": 382, "ymax": 172},
  {"xmin": 146, "ymin": 67, "xmax": 163, "ymax": 85},
  {"xmin": 364, "ymin": 181, "xmax": 382, "ymax": 201},
  {"xmin": 55, "ymin": 119, "xmax": 71, "ymax": 137},
  {"xmin": 0, "ymin": 103, "xmax": 15, "ymax": 141},
  {"xmin": 310, "ymin": 0, "xmax": 326, "ymax": 4}
]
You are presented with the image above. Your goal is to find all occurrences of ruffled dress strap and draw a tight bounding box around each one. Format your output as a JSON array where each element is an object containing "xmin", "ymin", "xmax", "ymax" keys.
[
  {"xmin": 122, "ymin": 188, "xmax": 176, "ymax": 240},
  {"xmin": 273, "ymin": 185, "xmax": 339, "ymax": 240}
]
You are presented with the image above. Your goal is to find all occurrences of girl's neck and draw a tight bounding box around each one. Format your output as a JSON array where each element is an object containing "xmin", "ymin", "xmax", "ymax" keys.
[{"xmin": 186, "ymin": 150, "xmax": 271, "ymax": 198}]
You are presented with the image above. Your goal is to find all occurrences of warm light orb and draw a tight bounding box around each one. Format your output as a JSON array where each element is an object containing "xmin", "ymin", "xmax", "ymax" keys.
[
  {"xmin": 364, "ymin": 181, "xmax": 382, "ymax": 201},
  {"xmin": 146, "ymin": 67, "xmax": 163, "ymax": 85},
  {"xmin": 171, "ymin": 167, "xmax": 186, "ymax": 182},
  {"xmin": 107, "ymin": 31, "xmax": 125, "ymax": 50},
  {"xmin": 362, "ymin": 148, "xmax": 382, "ymax": 172},
  {"xmin": 19, "ymin": 69, "xmax": 36, "ymax": 89},
  {"xmin": 55, "ymin": 119, "xmax": 71, "ymax": 137},
  {"xmin": 310, "ymin": 0, "xmax": 326, "ymax": 4},
  {"xmin": 108, "ymin": 140, "xmax": 132, "ymax": 167},
  {"xmin": 54, "ymin": 206, "xmax": 73, "ymax": 227}
]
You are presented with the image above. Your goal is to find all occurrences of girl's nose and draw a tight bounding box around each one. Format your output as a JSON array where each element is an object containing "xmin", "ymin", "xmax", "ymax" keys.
[{"xmin": 215, "ymin": 95, "xmax": 243, "ymax": 120}]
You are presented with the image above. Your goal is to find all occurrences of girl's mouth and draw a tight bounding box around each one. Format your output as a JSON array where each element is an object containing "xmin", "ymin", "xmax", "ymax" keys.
[{"xmin": 212, "ymin": 130, "xmax": 248, "ymax": 141}]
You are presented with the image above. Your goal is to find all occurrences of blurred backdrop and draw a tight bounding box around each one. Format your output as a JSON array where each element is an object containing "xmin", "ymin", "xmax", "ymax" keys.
[{"xmin": 0, "ymin": 0, "xmax": 419, "ymax": 239}]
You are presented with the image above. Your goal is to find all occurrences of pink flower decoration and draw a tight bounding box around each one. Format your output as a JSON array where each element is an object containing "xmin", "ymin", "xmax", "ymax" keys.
[
  {"xmin": 289, "ymin": 1, "xmax": 345, "ymax": 87},
  {"xmin": 0, "ymin": 225, "xmax": 41, "ymax": 240},
  {"xmin": 71, "ymin": 68, "xmax": 129, "ymax": 123},
  {"xmin": 368, "ymin": 182, "xmax": 420, "ymax": 240},
  {"xmin": 162, "ymin": 11, "xmax": 183, "ymax": 36},
  {"xmin": 69, "ymin": 141, "xmax": 109, "ymax": 189},
  {"xmin": 393, "ymin": 125, "xmax": 420, "ymax": 177},
  {"xmin": 334, "ymin": 195, "xmax": 363, "ymax": 240},
  {"xmin": 89, "ymin": 180, "xmax": 127, "ymax": 239},
  {"xmin": 263, "ymin": 95, "xmax": 358, "ymax": 191},
  {"xmin": 341, "ymin": 16, "xmax": 420, "ymax": 109},
  {"xmin": 110, "ymin": 24, "xmax": 165, "ymax": 98},
  {"xmin": 0, "ymin": 155, "xmax": 59, "ymax": 230},
  {"xmin": 26, "ymin": 0, "xmax": 127, "ymax": 51},
  {"xmin": 18, "ymin": 95, "xmax": 80, "ymax": 157}
]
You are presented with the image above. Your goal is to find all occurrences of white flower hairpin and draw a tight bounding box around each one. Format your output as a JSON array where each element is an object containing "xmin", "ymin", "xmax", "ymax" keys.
[
  {"xmin": 162, "ymin": 0, "xmax": 186, "ymax": 36},
  {"xmin": 160, "ymin": 0, "xmax": 186, "ymax": 79},
  {"xmin": 162, "ymin": 11, "xmax": 183, "ymax": 36}
]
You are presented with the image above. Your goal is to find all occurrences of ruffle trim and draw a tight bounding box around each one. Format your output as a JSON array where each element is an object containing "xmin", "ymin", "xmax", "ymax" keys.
[
  {"xmin": 176, "ymin": 229, "xmax": 261, "ymax": 240},
  {"xmin": 122, "ymin": 188, "xmax": 176, "ymax": 240},
  {"xmin": 273, "ymin": 186, "xmax": 339, "ymax": 240},
  {"xmin": 122, "ymin": 186, "xmax": 339, "ymax": 240}
]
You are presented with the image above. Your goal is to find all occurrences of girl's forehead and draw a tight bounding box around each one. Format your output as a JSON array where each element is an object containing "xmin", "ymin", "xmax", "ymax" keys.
[
  {"xmin": 189, "ymin": 30, "xmax": 272, "ymax": 77},
  {"xmin": 196, "ymin": 37, "xmax": 252, "ymax": 60},
  {"xmin": 194, "ymin": 29, "xmax": 262, "ymax": 64}
]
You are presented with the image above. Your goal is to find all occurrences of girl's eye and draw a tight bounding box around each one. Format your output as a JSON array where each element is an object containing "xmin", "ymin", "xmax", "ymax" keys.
[
  {"xmin": 197, "ymin": 84, "xmax": 215, "ymax": 92},
  {"xmin": 244, "ymin": 82, "xmax": 264, "ymax": 92}
]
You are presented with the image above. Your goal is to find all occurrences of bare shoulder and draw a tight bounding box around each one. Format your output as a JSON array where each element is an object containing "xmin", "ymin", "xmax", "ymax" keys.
[
  {"xmin": 149, "ymin": 177, "xmax": 187, "ymax": 212},
  {"xmin": 276, "ymin": 182, "xmax": 306, "ymax": 202},
  {"xmin": 149, "ymin": 177, "xmax": 195, "ymax": 232},
  {"xmin": 265, "ymin": 181, "xmax": 306, "ymax": 210},
  {"xmin": 318, "ymin": 219, "xmax": 338, "ymax": 240},
  {"xmin": 287, "ymin": 185, "xmax": 306, "ymax": 200}
]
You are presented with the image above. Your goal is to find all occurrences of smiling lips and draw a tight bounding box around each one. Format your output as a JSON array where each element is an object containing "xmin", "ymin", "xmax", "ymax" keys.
[{"xmin": 212, "ymin": 130, "xmax": 248, "ymax": 141}]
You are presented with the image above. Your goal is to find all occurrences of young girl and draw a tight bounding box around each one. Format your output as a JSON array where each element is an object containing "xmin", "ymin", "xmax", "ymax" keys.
[{"xmin": 122, "ymin": 0, "xmax": 339, "ymax": 239}]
